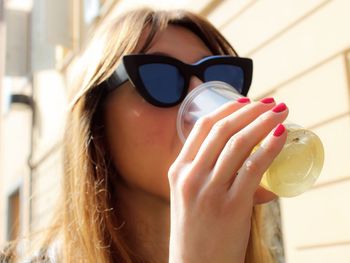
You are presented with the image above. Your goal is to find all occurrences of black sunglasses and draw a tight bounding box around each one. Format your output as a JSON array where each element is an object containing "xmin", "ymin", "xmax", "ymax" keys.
[{"xmin": 101, "ymin": 54, "xmax": 253, "ymax": 107}]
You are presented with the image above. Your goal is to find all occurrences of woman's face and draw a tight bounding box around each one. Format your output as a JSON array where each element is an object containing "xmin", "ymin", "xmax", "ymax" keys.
[{"xmin": 104, "ymin": 25, "xmax": 212, "ymax": 201}]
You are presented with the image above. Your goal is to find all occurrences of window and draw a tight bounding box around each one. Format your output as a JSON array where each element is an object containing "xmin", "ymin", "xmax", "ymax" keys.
[
  {"xmin": 7, "ymin": 188, "xmax": 20, "ymax": 241},
  {"xmin": 84, "ymin": 0, "xmax": 100, "ymax": 24},
  {"xmin": 81, "ymin": 0, "xmax": 115, "ymax": 38}
]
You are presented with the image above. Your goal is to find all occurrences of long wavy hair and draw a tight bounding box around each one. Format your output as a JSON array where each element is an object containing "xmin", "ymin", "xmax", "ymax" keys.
[{"xmin": 10, "ymin": 7, "xmax": 276, "ymax": 263}]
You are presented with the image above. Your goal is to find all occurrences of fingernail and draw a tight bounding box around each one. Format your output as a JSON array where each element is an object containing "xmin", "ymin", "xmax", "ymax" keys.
[
  {"xmin": 273, "ymin": 124, "xmax": 285, "ymax": 137},
  {"xmin": 272, "ymin": 103, "xmax": 287, "ymax": 113},
  {"xmin": 237, "ymin": 97, "xmax": 250, "ymax": 103},
  {"xmin": 260, "ymin": 97, "xmax": 275, "ymax": 104}
]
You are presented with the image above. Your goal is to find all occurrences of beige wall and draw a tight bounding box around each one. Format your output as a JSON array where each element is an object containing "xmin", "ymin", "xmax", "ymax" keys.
[
  {"xmin": 1, "ymin": 105, "xmax": 32, "ymax": 242},
  {"xmin": 204, "ymin": 1, "xmax": 350, "ymax": 262},
  {"xmin": 0, "ymin": 0, "xmax": 6, "ymax": 244},
  {"xmin": 1, "ymin": 0, "xmax": 349, "ymax": 262},
  {"xmin": 29, "ymin": 70, "xmax": 66, "ymax": 234}
]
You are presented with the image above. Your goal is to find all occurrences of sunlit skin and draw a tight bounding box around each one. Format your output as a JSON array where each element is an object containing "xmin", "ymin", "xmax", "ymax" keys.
[
  {"xmin": 103, "ymin": 25, "xmax": 287, "ymax": 262},
  {"xmin": 104, "ymin": 26, "xmax": 207, "ymax": 260}
]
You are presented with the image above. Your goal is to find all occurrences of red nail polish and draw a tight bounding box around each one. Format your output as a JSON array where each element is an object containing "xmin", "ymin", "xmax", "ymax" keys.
[
  {"xmin": 272, "ymin": 103, "xmax": 287, "ymax": 113},
  {"xmin": 260, "ymin": 97, "xmax": 275, "ymax": 104},
  {"xmin": 237, "ymin": 97, "xmax": 250, "ymax": 103},
  {"xmin": 273, "ymin": 124, "xmax": 285, "ymax": 137}
]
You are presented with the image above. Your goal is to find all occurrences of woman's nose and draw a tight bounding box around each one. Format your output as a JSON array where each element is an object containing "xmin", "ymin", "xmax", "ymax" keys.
[{"xmin": 188, "ymin": 76, "xmax": 203, "ymax": 92}]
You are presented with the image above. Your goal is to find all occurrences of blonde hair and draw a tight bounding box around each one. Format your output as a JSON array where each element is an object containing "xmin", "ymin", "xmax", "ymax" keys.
[{"xmin": 9, "ymin": 7, "xmax": 276, "ymax": 263}]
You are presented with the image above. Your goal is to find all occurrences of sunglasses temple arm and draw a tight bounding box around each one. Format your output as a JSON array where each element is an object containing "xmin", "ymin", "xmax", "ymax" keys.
[{"xmin": 105, "ymin": 62, "xmax": 129, "ymax": 92}]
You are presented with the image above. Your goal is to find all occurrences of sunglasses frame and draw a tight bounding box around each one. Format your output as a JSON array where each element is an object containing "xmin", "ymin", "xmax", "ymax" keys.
[{"xmin": 104, "ymin": 54, "xmax": 253, "ymax": 107}]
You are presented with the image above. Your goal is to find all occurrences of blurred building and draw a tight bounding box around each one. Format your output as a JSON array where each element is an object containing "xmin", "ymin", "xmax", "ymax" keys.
[{"xmin": 0, "ymin": 0, "xmax": 349, "ymax": 262}]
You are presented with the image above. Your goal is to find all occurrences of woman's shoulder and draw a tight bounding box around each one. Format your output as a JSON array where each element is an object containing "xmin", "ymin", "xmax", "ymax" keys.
[
  {"xmin": 20, "ymin": 247, "xmax": 57, "ymax": 263},
  {"xmin": 1, "ymin": 239, "xmax": 60, "ymax": 263},
  {"xmin": 1, "ymin": 242, "xmax": 17, "ymax": 263}
]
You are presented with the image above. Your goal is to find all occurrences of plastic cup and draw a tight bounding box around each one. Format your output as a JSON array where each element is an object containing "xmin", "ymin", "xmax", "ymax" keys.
[{"xmin": 177, "ymin": 81, "xmax": 325, "ymax": 197}]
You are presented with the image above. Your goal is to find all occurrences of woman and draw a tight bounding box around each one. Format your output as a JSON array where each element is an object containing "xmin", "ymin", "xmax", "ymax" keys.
[{"xmin": 4, "ymin": 7, "xmax": 288, "ymax": 263}]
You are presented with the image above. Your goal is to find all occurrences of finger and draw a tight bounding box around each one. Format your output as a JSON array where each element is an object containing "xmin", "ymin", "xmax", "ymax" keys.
[
  {"xmin": 253, "ymin": 188, "xmax": 277, "ymax": 204},
  {"xmin": 192, "ymin": 99, "xmax": 277, "ymax": 172},
  {"xmin": 176, "ymin": 98, "xmax": 251, "ymax": 163},
  {"xmin": 209, "ymin": 103, "xmax": 288, "ymax": 187},
  {"xmin": 229, "ymin": 123, "xmax": 288, "ymax": 200}
]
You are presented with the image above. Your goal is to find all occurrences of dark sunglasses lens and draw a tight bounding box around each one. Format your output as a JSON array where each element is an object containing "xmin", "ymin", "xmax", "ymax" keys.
[
  {"xmin": 204, "ymin": 65, "xmax": 244, "ymax": 93},
  {"xmin": 139, "ymin": 63, "xmax": 184, "ymax": 104}
]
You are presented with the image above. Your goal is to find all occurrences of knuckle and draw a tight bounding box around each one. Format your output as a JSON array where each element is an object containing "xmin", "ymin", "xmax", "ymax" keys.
[
  {"xmin": 211, "ymin": 119, "xmax": 230, "ymax": 133},
  {"xmin": 168, "ymin": 162, "xmax": 180, "ymax": 183},
  {"xmin": 195, "ymin": 115, "xmax": 213, "ymax": 130},
  {"xmin": 168, "ymin": 163, "xmax": 200, "ymax": 198},
  {"xmin": 244, "ymin": 160, "xmax": 260, "ymax": 175},
  {"xmin": 227, "ymin": 133, "xmax": 246, "ymax": 151},
  {"xmin": 177, "ymin": 174, "xmax": 200, "ymax": 202}
]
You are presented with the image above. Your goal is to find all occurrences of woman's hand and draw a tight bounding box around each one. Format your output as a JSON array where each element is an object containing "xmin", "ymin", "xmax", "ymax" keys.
[{"xmin": 168, "ymin": 98, "xmax": 288, "ymax": 263}]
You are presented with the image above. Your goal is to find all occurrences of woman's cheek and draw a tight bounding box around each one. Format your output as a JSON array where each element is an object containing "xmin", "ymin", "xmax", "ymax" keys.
[{"xmin": 130, "ymin": 105, "xmax": 176, "ymax": 144}]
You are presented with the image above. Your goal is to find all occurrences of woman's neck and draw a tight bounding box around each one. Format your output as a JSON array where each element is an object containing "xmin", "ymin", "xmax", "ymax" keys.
[{"xmin": 115, "ymin": 182, "xmax": 170, "ymax": 263}]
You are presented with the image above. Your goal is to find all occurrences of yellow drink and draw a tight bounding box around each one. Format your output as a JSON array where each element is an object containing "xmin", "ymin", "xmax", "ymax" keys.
[
  {"xmin": 260, "ymin": 125, "xmax": 324, "ymax": 197},
  {"xmin": 176, "ymin": 81, "xmax": 325, "ymax": 197}
]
